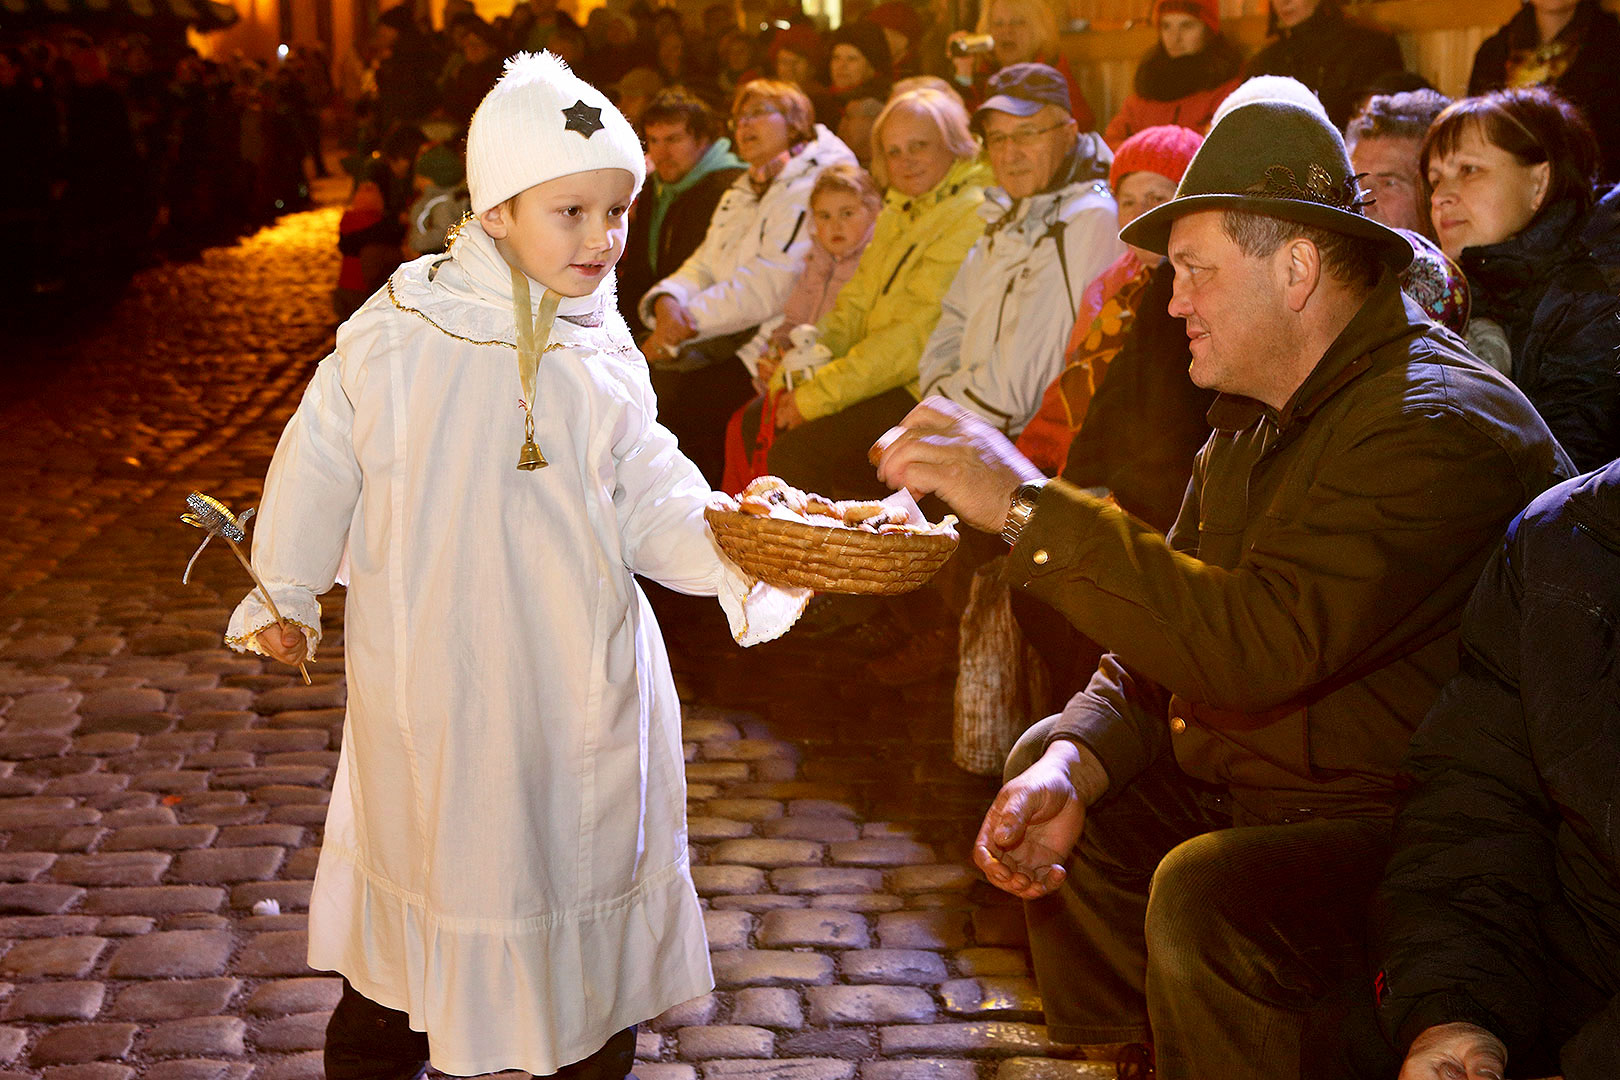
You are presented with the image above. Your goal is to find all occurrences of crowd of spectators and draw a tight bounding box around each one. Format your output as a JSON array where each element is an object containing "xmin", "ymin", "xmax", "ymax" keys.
[{"xmin": 2, "ymin": 26, "xmax": 330, "ymax": 302}]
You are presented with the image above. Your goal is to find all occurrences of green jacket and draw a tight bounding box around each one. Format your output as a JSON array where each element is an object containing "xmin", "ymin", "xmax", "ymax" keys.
[
  {"xmin": 789, "ymin": 156, "xmax": 992, "ymax": 422},
  {"xmin": 1009, "ymin": 277, "xmax": 1572, "ymax": 820}
]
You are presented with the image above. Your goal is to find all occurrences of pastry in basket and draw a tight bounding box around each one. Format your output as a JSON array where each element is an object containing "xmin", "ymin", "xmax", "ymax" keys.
[
  {"xmin": 722, "ymin": 477, "xmax": 921, "ymax": 533},
  {"xmin": 705, "ymin": 477, "xmax": 959, "ymax": 595}
]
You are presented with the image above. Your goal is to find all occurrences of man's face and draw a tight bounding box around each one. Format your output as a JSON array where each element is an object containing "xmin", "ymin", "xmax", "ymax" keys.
[
  {"xmin": 1270, "ymin": 0, "xmax": 1319, "ymax": 28},
  {"xmin": 480, "ymin": 168, "xmax": 636, "ymax": 297},
  {"xmin": 982, "ymin": 105, "xmax": 1076, "ymax": 200},
  {"xmin": 463, "ymin": 34, "xmax": 492, "ymax": 63},
  {"xmin": 1350, "ymin": 135, "xmax": 1423, "ymax": 234},
  {"xmin": 1167, "ymin": 210, "xmax": 1291, "ymax": 400},
  {"xmin": 645, "ymin": 121, "xmax": 709, "ymax": 184}
]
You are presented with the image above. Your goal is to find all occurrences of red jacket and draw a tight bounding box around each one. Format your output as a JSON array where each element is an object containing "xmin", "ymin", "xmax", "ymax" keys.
[{"xmin": 1104, "ymin": 77, "xmax": 1239, "ymax": 149}]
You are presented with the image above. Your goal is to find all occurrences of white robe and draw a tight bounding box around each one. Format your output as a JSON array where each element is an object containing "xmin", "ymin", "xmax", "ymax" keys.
[{"xmin": 226, "ymin": 223, "xmax": 801, "ymax": 1074}]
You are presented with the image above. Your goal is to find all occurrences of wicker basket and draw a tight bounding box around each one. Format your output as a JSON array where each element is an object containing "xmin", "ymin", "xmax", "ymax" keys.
[{"xmin": 705, "ymin": 507, "xmax": 959, "ymax": 595}]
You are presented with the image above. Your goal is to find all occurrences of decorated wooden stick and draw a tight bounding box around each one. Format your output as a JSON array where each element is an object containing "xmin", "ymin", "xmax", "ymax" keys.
[{"xmin": 180, "ymin": 491, "xmax": 312, "ymax": 685}]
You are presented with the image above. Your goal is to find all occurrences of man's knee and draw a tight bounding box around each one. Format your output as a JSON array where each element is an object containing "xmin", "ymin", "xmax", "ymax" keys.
[{"xmin": 1144, "ymin": 831, "xmax": 1265, "ymax": 990}]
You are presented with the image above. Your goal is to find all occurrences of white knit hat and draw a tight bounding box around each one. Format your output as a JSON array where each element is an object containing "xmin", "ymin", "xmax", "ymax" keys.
[{"xmin": 466, "ymin": 51, "xmax": 646, "ymax": 214}]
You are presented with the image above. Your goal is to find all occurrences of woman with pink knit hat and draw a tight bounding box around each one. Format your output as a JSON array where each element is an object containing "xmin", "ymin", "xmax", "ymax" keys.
[{"xmin": 1103, "ymin": 0, "xmax": 1242, "ymax": 148}]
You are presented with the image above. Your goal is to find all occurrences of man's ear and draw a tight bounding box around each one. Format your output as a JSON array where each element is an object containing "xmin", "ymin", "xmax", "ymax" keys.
[
  {"xmin": 1281, "ymin": 236, "xmax": 1322, "ymax": 313},
  {"xmin": 480, "ymin": 201, "xmax": 510, "ymax": 240}
]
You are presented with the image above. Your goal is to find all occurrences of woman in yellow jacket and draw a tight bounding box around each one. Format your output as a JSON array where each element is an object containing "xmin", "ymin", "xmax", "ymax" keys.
[{"xmin": 765, "ymin": 86, "xmax": 993, "ymax": 499}]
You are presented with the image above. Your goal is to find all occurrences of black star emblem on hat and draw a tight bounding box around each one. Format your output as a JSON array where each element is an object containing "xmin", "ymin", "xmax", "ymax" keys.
[{"xmin": 561, "ymin": 99, "xmax": 604, "ymax": 138}]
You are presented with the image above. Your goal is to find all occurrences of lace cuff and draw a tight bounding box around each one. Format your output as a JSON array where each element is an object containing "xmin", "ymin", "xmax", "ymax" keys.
[{"xmin": 225, "ymin": 585, "xmax": 323, "ymax": 659}]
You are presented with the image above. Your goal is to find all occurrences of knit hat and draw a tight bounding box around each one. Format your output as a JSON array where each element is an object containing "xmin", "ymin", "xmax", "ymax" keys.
[
  {"xmin": 1109, "ymin": 124, "xmax": 1203, "ymax": 191},
  {"xmin": 829, "ymin": 22, "xmax": 892, "ymax": 81},
  {"xmin": 770, "ymin": 23, "xmax": 824, "ymax": 65},
  {"xmin": 466, "ymin": 51, "xmax": 647, "ymax": 214},
  {"xmin": 1153, "ymin": 0, "xmax": 1219, "ymax": 34}
]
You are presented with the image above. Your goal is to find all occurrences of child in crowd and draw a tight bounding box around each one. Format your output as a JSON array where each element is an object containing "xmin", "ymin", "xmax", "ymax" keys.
[
  {"xmin": 229, "ymin": 52, "xmax": 799, "ymax": 1079},
  {"xmin": 404, "ymin": 143, "xmax": 471, "ymax": 256},
  {"xmin": 724, "ymin": 163, "xmax": 882, "ymax": 491}
]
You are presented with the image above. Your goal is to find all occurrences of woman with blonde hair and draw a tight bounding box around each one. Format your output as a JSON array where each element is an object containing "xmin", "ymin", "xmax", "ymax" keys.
[
  {"xmin": 951, "ymin": 0, "xmax": 1094, "ymax": 131},
  {"xmin": 638, "ymin": 78, "xmax": 856, "ymax": 484},
  {"xmin": 761, "ymin": 86, "xmax": 992, "ymax": 499}
]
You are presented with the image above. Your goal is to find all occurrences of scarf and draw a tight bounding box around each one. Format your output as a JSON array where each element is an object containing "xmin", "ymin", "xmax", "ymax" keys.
[{"xmin": 442, "ymin": 220, "xmax": 612, "ymax": 469}]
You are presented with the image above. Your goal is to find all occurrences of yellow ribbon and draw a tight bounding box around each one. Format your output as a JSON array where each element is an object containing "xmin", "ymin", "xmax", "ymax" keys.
[{"xmin": 511, "ymin": 267, "xmax": 562, "ymax": 470}]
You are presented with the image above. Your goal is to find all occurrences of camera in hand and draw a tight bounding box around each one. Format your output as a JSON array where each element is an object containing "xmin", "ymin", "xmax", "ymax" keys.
[{"xmin": 949, "ymin": 33, "xmax": 995, "ymax": 57}]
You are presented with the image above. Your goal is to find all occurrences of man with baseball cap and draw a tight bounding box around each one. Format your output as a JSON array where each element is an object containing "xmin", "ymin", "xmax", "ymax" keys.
[
  {"xmin": 920, "ymin": 62, "xmax": 1119, "ymax": 438},
  {"xmin": 875, "ymin": 94, "xmax": 1571, "ymax": 1076}
]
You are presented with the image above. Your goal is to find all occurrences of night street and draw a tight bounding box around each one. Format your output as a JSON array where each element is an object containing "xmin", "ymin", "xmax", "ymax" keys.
[{"xmin": 0, "ymin": 206, "xmax": 1110, "ymax": 1079}]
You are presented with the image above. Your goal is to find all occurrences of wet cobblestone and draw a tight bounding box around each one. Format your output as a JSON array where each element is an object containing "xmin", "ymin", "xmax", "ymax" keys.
[{"xmin": 0, "ymin": 207, "xmax": 1116, "ymax": 1077}]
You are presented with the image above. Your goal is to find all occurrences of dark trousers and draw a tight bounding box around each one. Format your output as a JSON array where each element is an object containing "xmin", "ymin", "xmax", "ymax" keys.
[
  {"xmin": 648, "ymin": 332, "xmax": 759, "ymax": 488},
  {"xmin": 1020, "ymin": 749, "xmax": 1392, "ymax": 1080},
  {"xmin": 324, "ymin": 979, "xmax": 637, "ymax": 1080},
  {"xmin": 764, "ymin": 386, "xmax": 917, "ymax": 501}
]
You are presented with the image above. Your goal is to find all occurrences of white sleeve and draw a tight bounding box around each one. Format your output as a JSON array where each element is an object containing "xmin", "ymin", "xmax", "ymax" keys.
[
  {"xmin": 612, "ymin": 374, "xmax": 807, "ymax": 645},
  {"xmin": 638, "ymin": 217, "xmax": 724, "ymax": 327},
  {"xmin": 225, "ymin": 352, "xmax": 362, "ymax": 658},
  {"xmin": 683, "ymin": 202, "xmax": 812, "ymax": 340}
]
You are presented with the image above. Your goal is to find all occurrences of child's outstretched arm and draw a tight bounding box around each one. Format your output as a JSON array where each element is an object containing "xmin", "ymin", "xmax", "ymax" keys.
[{"xmin": 227, "ymin": 351, "xmax": 363, "ymax": 663}]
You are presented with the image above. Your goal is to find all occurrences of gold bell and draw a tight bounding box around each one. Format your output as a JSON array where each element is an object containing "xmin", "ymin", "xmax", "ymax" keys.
[{"xmin": 517, "ymin": 437, "xmax": 548, "ymax": 470}]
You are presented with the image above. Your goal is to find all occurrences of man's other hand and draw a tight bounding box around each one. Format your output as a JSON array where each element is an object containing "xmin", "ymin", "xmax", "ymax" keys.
[
  {"xmin": 1399, "ymin": 1023, "xmax": 1508, "ymax": 1080},
  {"xmin": 973, "ymin": 739, "xmax": 1100, "ymax": 900},
  {"xmin": 872, "ymin": 396, "xmax": 1043, "ymax": 533}
]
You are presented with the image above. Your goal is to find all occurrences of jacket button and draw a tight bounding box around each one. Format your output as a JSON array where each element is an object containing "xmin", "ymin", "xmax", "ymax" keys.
[
  {"xmin": 1169, "ymin": 716, "xmax": 1187, "ymax": 734},
  {"xmin": 1032, "ymin": 550, "xmax": 1049, "ymax": 565}
]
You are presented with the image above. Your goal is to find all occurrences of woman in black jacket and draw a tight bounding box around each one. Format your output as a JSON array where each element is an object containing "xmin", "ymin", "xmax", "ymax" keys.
[
  {"xmin": 1422, "ymin": 87, "xmax": 1620, "ymax": 471},
  {"xmin": 1469, "ymin": 0, "xmax": 1620, "ymax": 183}
]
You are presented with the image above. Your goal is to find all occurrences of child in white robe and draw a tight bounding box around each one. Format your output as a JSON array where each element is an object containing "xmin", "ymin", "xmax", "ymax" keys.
[{"xmin": 225, "ymin": 52, "xmax": 802, "ymax": 1079}]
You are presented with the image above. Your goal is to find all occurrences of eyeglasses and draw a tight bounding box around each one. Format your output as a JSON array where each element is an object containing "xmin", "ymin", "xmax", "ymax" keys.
[
  {"xmin": 728, "ymin": 106, "xmax": 781, "ymax": 131},
  {"xmin": 983, "ymin": 121, "xmax": 1068, "ymax": 153}
]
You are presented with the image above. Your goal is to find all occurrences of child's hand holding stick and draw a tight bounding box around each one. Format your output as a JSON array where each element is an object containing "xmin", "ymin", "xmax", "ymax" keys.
[{"xmin": 180, "ymin": 491, "xmax": 313, "ymax": 684}]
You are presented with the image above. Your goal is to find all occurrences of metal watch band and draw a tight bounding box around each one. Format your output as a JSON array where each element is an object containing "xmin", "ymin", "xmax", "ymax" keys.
[{"xmin": 1000, "ymin": 479, "xmax": 1049, "ymax": 547}]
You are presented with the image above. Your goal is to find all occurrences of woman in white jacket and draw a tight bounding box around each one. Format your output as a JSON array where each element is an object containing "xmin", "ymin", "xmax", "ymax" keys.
[{"xmin": 638, "ymin": 79, "xmax": 855, "ymax": 485}]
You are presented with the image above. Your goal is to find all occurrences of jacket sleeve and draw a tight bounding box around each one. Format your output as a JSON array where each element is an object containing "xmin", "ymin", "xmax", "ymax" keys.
[
  {"xmin": 686, "ymin": 200, "xmax": 813, "ymax": 340},
  {"xmin": 225, "ymin": 349, "xmax": 363, "ymax": 657},
  {"xmin": 1369, "ymin": 528, "xmax": 1561, "ymax": 1059},
  {"xmin": 1523, "ymin": 307, "xmax": 1620, "ymax": 473},
  {"xmin": 1005, "ymin": 408, "xmax": 1539, "ymax": 714},
  {"xmin": 1040, "ymin": 476, "xmax": 1202, "ymax": 793},
  {"xmin": 794, "ymin": 209, "xmax": 983, "ymax": 421},
  {"xmin": 925, "ymin": 205, "xmax": 1123, "ymax": 434}
]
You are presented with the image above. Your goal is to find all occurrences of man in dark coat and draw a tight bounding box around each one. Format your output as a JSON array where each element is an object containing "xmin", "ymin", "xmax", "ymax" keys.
[
  {"xmin": 873, "ymin": 98, "xmax": 1572, "ymax": 1078},
  {"xmin": 1244, "ymin": 0, "xmax": 1404, "ymax": 129},
  {"xmin": 619, "ymin": 90, "xmax": 745, "ymax": 338},
  {"xmin": 1369, "ymin": 457, "xmax": 1620, "ymax": 1080}
]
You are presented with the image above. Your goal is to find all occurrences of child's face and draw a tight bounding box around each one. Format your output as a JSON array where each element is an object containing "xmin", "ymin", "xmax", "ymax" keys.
[
  {"xmin": 811, "ymin": 190, "xmax": 878, "ymax": 259},
  {"xmin": 480, "ymin": 168, "xmax": 636, "ymax": 298}
]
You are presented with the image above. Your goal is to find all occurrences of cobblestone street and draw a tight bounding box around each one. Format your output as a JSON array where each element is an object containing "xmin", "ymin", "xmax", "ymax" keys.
[{"xmin": 0, "ymin": 209, "xmax": 1110, "ymax": 1080}]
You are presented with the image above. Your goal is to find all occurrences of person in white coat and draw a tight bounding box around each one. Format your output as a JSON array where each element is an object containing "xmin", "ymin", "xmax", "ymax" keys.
[
  {"xmin": 919, "ymin": 63, "xmax": 1123, "ymax": 435},
  {"xmin": 228, "ymin": 52, "xmax": 801, "ymax": 1080},
  {"xmin": 636, "ymin": 78, "xmax": 856, "ymax": 484}
]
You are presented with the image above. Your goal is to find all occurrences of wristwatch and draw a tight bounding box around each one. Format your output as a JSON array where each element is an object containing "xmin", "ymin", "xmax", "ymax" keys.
[{"xmin": 1000, "ymin": 479, "xmax": 1049, "ymax": 547}]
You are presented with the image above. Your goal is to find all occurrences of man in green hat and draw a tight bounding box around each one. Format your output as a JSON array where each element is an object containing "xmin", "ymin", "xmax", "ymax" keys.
[{"xmin": 872, "ymin": 94, "xmax": 1572, "ymax": 1077}]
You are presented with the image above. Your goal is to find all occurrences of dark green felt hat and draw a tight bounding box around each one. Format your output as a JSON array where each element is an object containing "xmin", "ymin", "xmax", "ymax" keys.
[{"xmin": 1120, "ymin": 99, "xmax": 1413, "ymax": 271}]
